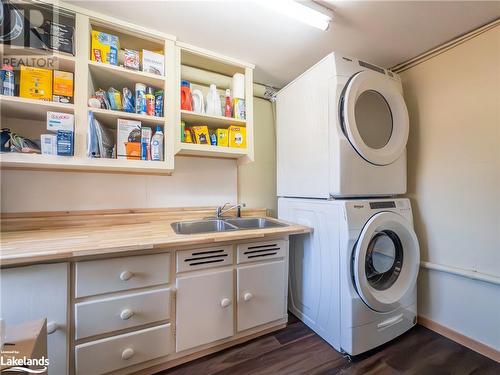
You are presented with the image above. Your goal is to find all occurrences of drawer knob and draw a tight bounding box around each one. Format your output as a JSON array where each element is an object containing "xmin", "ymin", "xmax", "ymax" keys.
[
  {"xmin": 120, "ymin": 309, "xmax": 134, "ymax": 320},
  {"xmin": 120, "ymin": 270, "xmax": 133, "ymax": 281},
  {"xmin": 47, "ymin": 321, "xmax": 58, "ymax": 334},
  {"xmin": 243, "ymin": 292, "xmax": 253, "ymax": 301},
  {"xmin": 121, "ymin": 348, "xmax": 135, "ymax": 360},
  {"xmin": 220, "ymin": 298, "xmax": 231, "ymax": 308}
]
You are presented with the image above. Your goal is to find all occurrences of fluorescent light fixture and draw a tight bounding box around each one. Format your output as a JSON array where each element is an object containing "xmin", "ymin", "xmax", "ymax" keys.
[{"xmin": 256, "ymin": 0, "xmax": 332, "ymax": 31}]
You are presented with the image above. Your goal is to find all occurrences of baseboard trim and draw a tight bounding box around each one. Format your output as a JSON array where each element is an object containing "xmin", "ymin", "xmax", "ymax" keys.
[{"xmin": 418, "ymin": 316, "xmax": 500, "ymax": 363}]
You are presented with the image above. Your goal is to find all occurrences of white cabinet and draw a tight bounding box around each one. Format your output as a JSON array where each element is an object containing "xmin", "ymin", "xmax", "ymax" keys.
[
  {"xmin": 0, "ymin": 263, "xmax": 69, "ymax": 375},
  {"xmin": 175, "ymin": 268, "xmax": 234, "ymax": 352},
  {"xmin": 237, "ymin": 260, "xmax": 287, "ymax": 332}
]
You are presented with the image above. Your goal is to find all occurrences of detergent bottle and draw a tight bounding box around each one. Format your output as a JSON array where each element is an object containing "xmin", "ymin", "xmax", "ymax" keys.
[{"xmin": 180, "ymin": 80, "xmax": 193, "ymax": 111}]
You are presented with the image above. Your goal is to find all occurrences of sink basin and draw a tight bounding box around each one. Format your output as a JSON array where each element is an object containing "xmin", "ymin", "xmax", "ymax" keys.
[
  {"xmin": 224, "ymin": 217, "xmax": 288, "ymax": 229},
  {"xmin": 171, "ymin": 217, "xmax": 288, "ymax": 235},
  {"xmin": 171, "ymin": 219, "xmax": 238, "ymax": 235}
]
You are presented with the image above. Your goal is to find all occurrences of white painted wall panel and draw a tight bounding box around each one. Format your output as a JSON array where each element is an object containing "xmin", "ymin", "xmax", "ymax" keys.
[
  {"xmin": 418, "ymin": 268, "xmax": 500, "ymax": 350},
  {"xmin": 401, "ymin": 25, "xmax": 500, "ymax": 349},
  {"xmin": 0, "ymin": 156, "xmax": 237, "ymax": 212}
]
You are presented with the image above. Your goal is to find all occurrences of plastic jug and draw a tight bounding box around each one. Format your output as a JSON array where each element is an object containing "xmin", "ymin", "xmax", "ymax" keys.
[
  {"xmin": 180, "ymin": 80, "xmax": 193, "ymax": 111},
  {"xmin": 205, "ymin": 84, "xmax": 222, "ymax": 116}
]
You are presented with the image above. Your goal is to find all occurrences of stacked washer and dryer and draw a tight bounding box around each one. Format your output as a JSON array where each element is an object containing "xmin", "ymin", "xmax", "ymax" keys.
[{"xmin": 276, "ymin": 53, "xmax": 420, "ymax": 356}]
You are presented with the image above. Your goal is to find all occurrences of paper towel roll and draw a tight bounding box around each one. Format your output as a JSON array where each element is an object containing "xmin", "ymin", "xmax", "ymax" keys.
[{"xmin": 232, "ymin": 73, "xmax": 245, "ymax": 99}]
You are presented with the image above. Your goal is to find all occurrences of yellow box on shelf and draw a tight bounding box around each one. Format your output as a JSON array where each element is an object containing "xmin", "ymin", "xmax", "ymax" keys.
[
  {"xmin": 217, "ymin": 128, "xmax": 228, "ymax": 147},
  {"xmin": 228, "ymin": 125, "xmax": 246, "ymax": 148},
  {"xmin": 19, "ymin": 66, "xmax": 52, "ymax": 101}
]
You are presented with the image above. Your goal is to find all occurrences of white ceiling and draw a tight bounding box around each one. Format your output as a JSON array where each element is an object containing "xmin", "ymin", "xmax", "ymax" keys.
[{"xmin": 66, "ymin": 0, "xmax": 500, "ymax": 87}]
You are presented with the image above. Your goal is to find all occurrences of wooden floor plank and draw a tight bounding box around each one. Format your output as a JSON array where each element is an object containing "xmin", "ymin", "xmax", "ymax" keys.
[{"xmin": 160, "ymin": 314, "xmax": 500, "ymax": 375}]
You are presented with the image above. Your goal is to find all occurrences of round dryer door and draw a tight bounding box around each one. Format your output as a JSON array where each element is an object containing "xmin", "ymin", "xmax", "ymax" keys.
[
  {"xmin": 341, "ymin": 70, "xmax": 409, "ymax": 166},
  {"xmin": 352, "ymin": 211, "xmax": 419, "ymax": 312}
]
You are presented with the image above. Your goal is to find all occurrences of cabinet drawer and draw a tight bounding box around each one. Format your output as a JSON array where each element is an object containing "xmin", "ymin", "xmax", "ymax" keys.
[
  {"xmin": 176, "ymin": 245, "xmax": 233, "ymax": 273},
  {"xmin": 75, "ymin": 253, "xmax": 170, "ymax": 298},
  {"xmin": 237, "ymin": 240, "xmax": 287, "ymax": 264},
  {"xmin": 75, "ymin": 323, "xmax": 172, "ymax": 375},
  {"xmin": 75, "ymin": 288, "xmax": 171, "ymax": 340}
]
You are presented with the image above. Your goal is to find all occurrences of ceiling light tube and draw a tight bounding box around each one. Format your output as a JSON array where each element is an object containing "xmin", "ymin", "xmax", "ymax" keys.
[{"xmin": 256, "ymin": 0, "xmax": 332, "ymax": 31}]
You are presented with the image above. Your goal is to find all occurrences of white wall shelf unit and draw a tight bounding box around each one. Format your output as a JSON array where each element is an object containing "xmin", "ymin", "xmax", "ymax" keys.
[
  {"xmin": 175, "ymin": 43, "xmax": 255, "ymax": 163},
  {"xmin": 0, "ymin": 1, "xmax": 254, "ymax": 174}
]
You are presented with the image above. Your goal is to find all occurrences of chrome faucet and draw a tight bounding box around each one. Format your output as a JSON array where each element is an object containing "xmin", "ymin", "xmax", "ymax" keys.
[{"xmin": 215, "ymin": 202, "xmax": 246, "ymax": 218}]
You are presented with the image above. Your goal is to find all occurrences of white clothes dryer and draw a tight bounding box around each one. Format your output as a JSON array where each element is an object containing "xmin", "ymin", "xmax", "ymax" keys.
[
  {"xmin": 276, "ymin": 52, "xmax": 409, "ymax": 198},
  {"xmin": 278, "ymin": 197, "xmax": 420, "ymax": 355}
]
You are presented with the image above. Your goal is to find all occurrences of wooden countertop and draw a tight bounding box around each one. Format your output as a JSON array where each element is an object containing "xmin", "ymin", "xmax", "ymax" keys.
[{"xmin": 0, "ymin": 207, "xmax": 311, "ymax": 267}]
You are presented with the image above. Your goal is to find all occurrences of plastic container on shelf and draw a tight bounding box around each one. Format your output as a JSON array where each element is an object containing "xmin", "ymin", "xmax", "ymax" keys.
[
  {"xmin": 205, "ymin": 84, "xmax": 222, "ymax": 116},
  {"xmin": 151, "ymin": 125, "xmax": 164, "ymax": 161},
  {"xmin": 180, "ymin": 80, "xmax": 193, "ymax": 111},
  {"xmin": 135, "ymin": 83, "xmax": 147, "ymax": 114}
]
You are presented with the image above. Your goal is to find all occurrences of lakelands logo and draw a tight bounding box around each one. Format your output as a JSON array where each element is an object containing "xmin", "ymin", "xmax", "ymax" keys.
[{"xmin": 0, "ymin": 351, "xmax": 49, "ymax": 374}]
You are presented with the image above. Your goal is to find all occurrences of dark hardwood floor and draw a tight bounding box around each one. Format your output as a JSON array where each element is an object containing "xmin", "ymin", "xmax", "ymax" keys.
[{"xmin": 159, "ymin": 314, "xmax": 499, "ymax": 375}]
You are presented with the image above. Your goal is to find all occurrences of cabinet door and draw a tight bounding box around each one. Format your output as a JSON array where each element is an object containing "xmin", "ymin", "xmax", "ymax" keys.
[
  {"xmin": 176, "ymin": 269, "xmax": 233, "ymax": 352},
  {"xmin": 0, "ymin": 263, "xmax": 69, "ymax": 375},
  {"xmin": 237, "ymin": 260, "xmax": 286, "ymax": 332}
]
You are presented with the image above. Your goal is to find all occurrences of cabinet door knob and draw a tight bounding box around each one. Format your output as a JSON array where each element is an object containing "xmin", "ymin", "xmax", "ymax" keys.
[
  {"xmin": 120, "ymin": 309, "xmax": 134, "ymax": 320},
  {"xmin": 121, "ymin": 348, "xmax": 135, "ymax": 360},
  {"xmin": 47, "ymin": 321, "xmax": 58, "ymax": 334},
  {"xmin": 120, "ymin": 270, "xmax": 133, "ymax": 281},
  {"xmin": 220, "ymin": 298, "xmax": 231, "ymax": 308},
  {"xmin": 243, "ymin": 292, "xmax": 253, "ymax": 301}
]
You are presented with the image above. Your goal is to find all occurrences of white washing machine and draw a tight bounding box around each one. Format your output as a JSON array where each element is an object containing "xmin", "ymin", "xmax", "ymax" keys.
[
  {"xmin": 276, "ymin": 52, "xmax": 409, "ymax": 198},
  {"xmin": 278, "ymin": 197, "xmax": 420, "ymax": 355}
]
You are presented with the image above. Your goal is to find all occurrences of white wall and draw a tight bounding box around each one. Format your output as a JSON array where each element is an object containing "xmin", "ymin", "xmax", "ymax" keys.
[
  {"xmin": 401, "ymin": 25, "xmax": 500, "ymax": 350},
  {"xmin": 1, "ymin": 157, "xmax": 237, "ymax": 212},
  {"xmin": 238, "ymin": 98, "xmax": 277, "ymax": 216}
]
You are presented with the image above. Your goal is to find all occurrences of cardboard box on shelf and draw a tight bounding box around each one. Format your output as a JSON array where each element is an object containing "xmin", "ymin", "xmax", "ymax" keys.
[
  {"xmin": 47, "ymin": 112, "xmax": 74, "ymax": 132},
  {"xmin": 141, "ymin": 50, "xmax": 164, "ymax": 76},
  {"xmin": 217, "ymin": 128, "xmax": 229, "ymax": 147},
  {"xmin": 19, "ymin": 66, "xmax": 52, "ymax": 101},
  {"xmin": 228, "ymin": 125, "xmax": 246, "ymax": 148},
  {"xmin": 53, "ymin": 70, "xmax": 73, "ymax": 103},
  {"xmin": 91, "ymin": 30, "xmax": 119, "ymax": 65},
  {"xmin": 117, "ymin": 119, "xmax": 141, "ymax": 159},
  {"xmin": 191, "ymin": 125, "xmax": 209, "ymax": 144}
]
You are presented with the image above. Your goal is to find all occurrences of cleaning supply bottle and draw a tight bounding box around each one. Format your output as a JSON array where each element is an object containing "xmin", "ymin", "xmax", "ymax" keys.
[
  {"xmin": 232, "ymin": 73, "xmax": 245, "ymax": 119},
  {"xmin": 224, "ymin": 89, "xmax": 232, "ymax": 118},
  {"xmin": 1, "ymin": 64, "xmax": 15, "ymax": 96},
  {"xmin": 151, "ymin": 125, "xmax": 164, "ymax": 161},
  {"xmin": 205, "ymin": 84, "xmax": 222, "ymax": 116},
  {"xmin": 180, "ymin": 80, "xmax": 193, "ymax": 111}
]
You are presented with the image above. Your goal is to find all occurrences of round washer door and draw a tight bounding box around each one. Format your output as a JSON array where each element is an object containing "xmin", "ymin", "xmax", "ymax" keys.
[
  {"xmin": 342, "ymin": 70, "xmax": 409, "ymax": 166},
  {"xmin": 352, "ymin": 211, "xmax": 419, "ymax": 312}
]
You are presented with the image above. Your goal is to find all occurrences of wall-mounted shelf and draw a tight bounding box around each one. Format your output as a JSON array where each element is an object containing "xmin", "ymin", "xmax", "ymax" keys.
[
  {"xmin": 1, "ymin": 2, "xmax": 253, "ymax": 174},
  {"xmin": 0, "ymin": 153, "xmax": 172, "ymax": 175},
  {"xmin": 177, "ymin": 143, "xmax": 248, "ymax": 159},
  {"xmin": 0, "ymin": 95, "xmax": 74, "ymax": 120},
  {"xmin": 175, "ymin": 43, "xmax": 255, "ymax": 163},
  {"xmin": 88, "ymin": 60, "xmax": 165, "ymax": 89},
  {"xmin": 89, "ymin": 107, "xmax": 165, "ymax": 126},
  {"xmin": 180, "ymin": 110, "xmax": 246, "ymax": 128}
]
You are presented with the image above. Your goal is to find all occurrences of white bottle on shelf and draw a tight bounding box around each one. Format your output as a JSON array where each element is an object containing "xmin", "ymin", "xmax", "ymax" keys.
[
  {"xmin": 205, "ymin": 84, "xmax": 222, "ymax": 116},
  {"xmin": 151, "ymin": 125, "xmax": 164, "ymax": 161}
]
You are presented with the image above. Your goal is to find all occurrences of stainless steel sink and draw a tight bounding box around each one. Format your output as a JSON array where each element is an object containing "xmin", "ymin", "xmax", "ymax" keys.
[
  {"xmin": 171, "ymin": 217, "xmax": 288, "ymax": 234},
  {"xmin": 224, "ymin": 217, "xmax": 287, "ymax": 229},
  {"xmin": 171, "ymin": 219, "xmax": 238, "ymax": 235}
]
